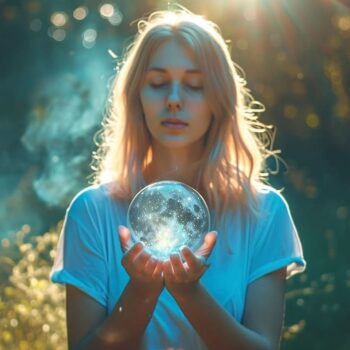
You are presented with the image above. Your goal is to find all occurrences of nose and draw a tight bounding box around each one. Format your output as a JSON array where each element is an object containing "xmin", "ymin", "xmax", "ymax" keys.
[{"xmin": 167, "ymin": 82, "xmax": 182, "ymax": 112}]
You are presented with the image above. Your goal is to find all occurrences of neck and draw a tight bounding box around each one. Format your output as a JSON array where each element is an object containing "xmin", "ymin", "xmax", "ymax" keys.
[{"xmin": 143, "ymin": 139, "xmax": 205, "ymax": 186}]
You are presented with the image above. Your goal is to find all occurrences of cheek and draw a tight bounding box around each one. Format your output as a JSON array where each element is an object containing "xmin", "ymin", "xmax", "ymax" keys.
[
  {"xmin": 187, "ymin": 98, "xmax": 211, "ymax": 118},
  {"xmin": 141, "ymin": 87, "xmax": 164, "ymax": 102},
  {"xmin": 140, "ymin": 89, "xmax": 155, "ymax": 108},
  {"xmin": 140, "ymin": 89, "xmax": 164, "ymax": 114},
  {"xmin": 140, "ymin": 92, "xmax": 161, "ymax": 131}
]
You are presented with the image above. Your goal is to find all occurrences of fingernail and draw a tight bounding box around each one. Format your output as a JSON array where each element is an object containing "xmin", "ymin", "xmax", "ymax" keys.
[{"xmin": 133, "ymin": 243, "xmax": 143, "ymax": 253}]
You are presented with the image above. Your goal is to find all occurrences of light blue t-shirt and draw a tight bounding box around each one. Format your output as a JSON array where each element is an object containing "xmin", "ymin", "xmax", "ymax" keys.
[{"xmin": 50, "ymin": 182, "xmax": 306, "ymax": 349}]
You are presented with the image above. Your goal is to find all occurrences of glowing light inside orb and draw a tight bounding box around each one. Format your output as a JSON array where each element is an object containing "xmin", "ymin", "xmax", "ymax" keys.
[{"xmin": 127, "ymin": 181, "xmax": 210, "ymax": 260}]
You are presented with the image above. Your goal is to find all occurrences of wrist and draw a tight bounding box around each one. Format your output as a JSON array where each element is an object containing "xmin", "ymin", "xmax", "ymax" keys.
[
  {"xmin": 128, "ymin": 279, "xmax": 164, "ymax": 300},
  {"xmin": 167, "ymin": 281, "xmax": 203, "ymax": 302}
]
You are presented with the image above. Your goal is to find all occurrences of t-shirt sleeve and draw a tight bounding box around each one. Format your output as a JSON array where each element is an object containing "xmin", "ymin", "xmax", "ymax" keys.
[
  {"xmin": 247, "ymin": 190, "xmax": 306, "ymax": 285},
  {"xmin": 50, "ymin": 191, "xmax": 108, "ymax": 307}
]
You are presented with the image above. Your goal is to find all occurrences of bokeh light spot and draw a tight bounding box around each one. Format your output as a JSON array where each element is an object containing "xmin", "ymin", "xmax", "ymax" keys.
[
  {"xmin": 289, "ymin": 320, "xmax": 306, "ymax": 333},
  {"xmin": 42, "ymin": 324, "xmax": 50, "ymax": 332},
  {"xmin": 27, "ymin": 252, "xmax": 37, "ymax": 262},
  {"xmin": 306, "ymin": 113, "xmax": 320, "ymax": 128},
  {"xmin": 51, "ymin": 333, "xmax": 59, "ymax": 343},
  {"xmin": 26, "ymin": 1, "xmax": 41, "ymax": 13},
  {"xmin": 29, "ymin": 18, "xmax": 42, "ymax": 32},
  {"xmin": 73, "ymin": 6, "xmax": 88, "ymax": 21},
  {"xmin": 335, "ymin": 15, "xmax": 350, "ymax": 31},
  {"xmin": 100, "ymin": 3, "xmax": 114, "ymax": 18},
  {"xmin": 22, "ymin": 224, "xmax": 31, "ymax": 233},
  {"xmin": 1, "ymin": 238, "xmax": 10, "ymax": 248},
  {"xmin": 108, "ymin": 11, "xmax": 123, "ymax": 26},
  {"xmin": 17, "ymin": 304, "xmax": 27, "ymax": 315},
  {"xmin": 82, "ymin": 29, "xmax": 97, "ymax": 48},
  {"xmin": 3, "ymin": 6, "xmax": 17, "ymax": 21},
  {"xmin": 52, "ymin": 29, "xmax": 66, "ymax": 42},
  {"xmin": 31, "ymin": 309, "xmax": 39, "ymax": 317},
  {"xmin": 83, "ymin": 29, "xmax": 97, "ymax": 42},
  {"xmin": 2, "ymin": 330, "xmax": 12, "ymax": 342},
  {"xmin": 305, "ymin": 184, "xmax": 318, "ymax": 198},
  {"xmin": 296, "ymin": 298, "xmax": 305, "ymax": 306},
  {"xmin": 10, "ymin": 318, "xmax": 18, "ymax": 327},
  {"xmin": 284, "ymin": 105, "xmax": 298, "ymax": 119},
  {"xmin": 52, "ymin": 155, "xmax": 59, "ymax": 163},
  {"xmin": 50, "ymin": 12, "xmax": 68, "ymax": 27},
  {"xmin": 336, "ymin": 206, "xmax": 348, "ymax": 220}
]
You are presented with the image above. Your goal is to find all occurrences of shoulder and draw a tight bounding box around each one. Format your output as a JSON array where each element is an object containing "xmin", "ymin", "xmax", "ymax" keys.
[
  {"xmin": 255, "ymin": 184, "xmax": 290, "ymax": 214},
  {"xmin": 67, "ymin": 182, "xmax": 117, "ymax": 218}
]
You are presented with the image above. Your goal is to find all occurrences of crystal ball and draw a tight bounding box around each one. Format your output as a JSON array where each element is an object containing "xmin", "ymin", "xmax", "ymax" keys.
[{"xmin": 127, "ymin": 181, "xmax": 210, "ymax": 260}]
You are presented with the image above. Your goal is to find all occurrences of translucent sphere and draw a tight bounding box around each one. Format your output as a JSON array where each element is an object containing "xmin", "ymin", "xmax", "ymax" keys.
[{"xmin": 127, "ymin": 181, "xmax": 210, "ymax": 260}]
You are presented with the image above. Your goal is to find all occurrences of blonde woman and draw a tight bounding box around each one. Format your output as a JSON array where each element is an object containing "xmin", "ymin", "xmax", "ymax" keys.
[{"xmin": 51, "ymin": 7, "xmax": 306, "ymax": 350}]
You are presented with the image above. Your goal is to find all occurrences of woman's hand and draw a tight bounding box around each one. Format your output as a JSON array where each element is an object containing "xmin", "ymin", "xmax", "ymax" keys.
[
  {"xmin": 163, "ymin": 231, "xmax": 217, "ymax": 299},
  {"xmin": 118, "ymin": 225, "xmax": 164, "ymax": 298}
]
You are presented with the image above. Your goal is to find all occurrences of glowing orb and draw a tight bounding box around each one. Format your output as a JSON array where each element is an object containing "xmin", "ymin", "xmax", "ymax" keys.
[{"xmin": 127, "ymin": 181, "xmax": 210, "ymax": 260}]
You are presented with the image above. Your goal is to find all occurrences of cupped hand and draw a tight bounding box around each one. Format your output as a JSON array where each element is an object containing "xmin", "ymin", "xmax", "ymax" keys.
[
  {"xmin": 163, "ymin": 231, "xmax": 217, "ymax": 298},
  {"xmin": 118, "ymin": 225, "xmax": 164, "ymax": 297}
]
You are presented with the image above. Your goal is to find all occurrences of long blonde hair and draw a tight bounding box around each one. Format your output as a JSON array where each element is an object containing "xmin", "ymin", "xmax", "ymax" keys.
[{"xmin": 91, "ymin": 7, "xmax": 282, "ymax": 228}]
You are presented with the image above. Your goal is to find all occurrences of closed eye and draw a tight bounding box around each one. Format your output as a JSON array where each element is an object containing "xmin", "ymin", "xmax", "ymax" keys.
[
  {"xmin": 149, "ymin": 82, "xmax": 203, "ymax": 91},
  {"xmin": 187, "ymin": 84, "xmax": 203, "ymax": 91},
  {"xmin": 150, "ymin": 82, "xmax": 167, "ymax": 89}
]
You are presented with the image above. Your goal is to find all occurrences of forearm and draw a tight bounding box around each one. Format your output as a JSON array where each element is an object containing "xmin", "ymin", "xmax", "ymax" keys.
[
  {"xmin": 74, "ymin": 280, "xmax": 161, "ymax": 350},
  {"xmin": 173, "ymin": 283, "xmax": 270, "ymax": 350}
]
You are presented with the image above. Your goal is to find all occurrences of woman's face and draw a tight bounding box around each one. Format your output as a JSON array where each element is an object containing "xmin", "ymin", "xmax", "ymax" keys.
[{"xmin": 140, "ymin": 39, "xmax": 212, "ymax": 150}]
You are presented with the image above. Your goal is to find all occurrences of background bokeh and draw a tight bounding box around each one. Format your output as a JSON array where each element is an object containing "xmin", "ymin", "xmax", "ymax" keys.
[{"xmin": 1, "ymin": 0, "xmax": 349, "ymax": 349}]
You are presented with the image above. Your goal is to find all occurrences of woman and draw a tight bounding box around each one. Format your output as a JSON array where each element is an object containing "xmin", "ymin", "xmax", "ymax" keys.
[{"xmin": 51, "ymin": 7, "xmax": 306, "ymax": 350}]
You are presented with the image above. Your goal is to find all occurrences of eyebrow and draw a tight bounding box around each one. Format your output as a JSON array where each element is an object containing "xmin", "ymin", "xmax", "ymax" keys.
[{"xmin": 147, "ymin": 67, "xmax": 202, "ymax": 74}]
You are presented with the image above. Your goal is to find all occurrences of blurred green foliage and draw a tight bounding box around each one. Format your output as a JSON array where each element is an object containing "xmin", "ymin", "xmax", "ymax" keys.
[{"xmin": 0, "ymin": 224, "xmax": 66, "ymax": 350}]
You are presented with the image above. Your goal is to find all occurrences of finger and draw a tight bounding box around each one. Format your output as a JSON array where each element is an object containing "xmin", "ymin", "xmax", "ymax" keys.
[
  {"xmin": 118, "ymin": 225, "xmax": 133, "ymax": 252},
  {"xmin": 144, "ymin": 256, "xmax": 157, "ymax": 275},
  {"xmin": 134, "ymin": 249, "xmax": 152, "ymax": 267},
  {"xmin": 122, "ymin": 242, "xmax": 144, "ymax": 270},
  {"xmin": 152, "ymin": 260, "xmax": 164, "ymax": 279},
  {"xmin": 170, "ymin": 253, "xmax": 187, "ymax": 281},
  {"xmin": 195, "ymin": 231, "xmax": 217, "ymax": 258},
  {"xmin": 181, "ymin": 246, "xmax": 203, "ymax": 271},
  {"xmin": 163, "ymin": 260, "xmax": 174, "ymax": 280}
]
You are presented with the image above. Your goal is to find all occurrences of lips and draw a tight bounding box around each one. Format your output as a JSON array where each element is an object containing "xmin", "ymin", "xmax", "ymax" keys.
[{"xmin": 161, "ymin": 118, "xmax": 188, "ymax": 126}]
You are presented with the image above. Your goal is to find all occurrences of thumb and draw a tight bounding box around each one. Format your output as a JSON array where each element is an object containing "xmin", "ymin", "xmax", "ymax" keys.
[
  {"xmin": 118, "ymin": 225, "xmax": 132, "ymax": 252},
  {"xmin": 204, "ymin": 231, "xmax": 217, "ymax": 248},
  {"xmin": 195, "ymin": 231, "xmax": 217, "ymax": 258}
]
